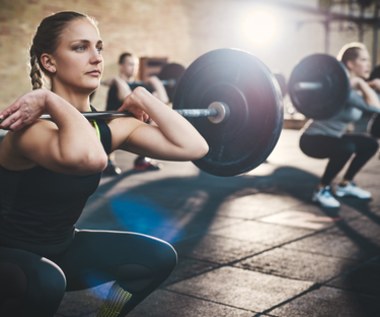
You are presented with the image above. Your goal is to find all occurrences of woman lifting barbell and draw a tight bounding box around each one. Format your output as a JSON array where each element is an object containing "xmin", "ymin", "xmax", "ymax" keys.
[
  {"xmin": 299, "ymin": 42, "xmax": 380, "ymax": 209},
  {"xmin": 0, "ymin": 11, "xmax": 208, "ymax": 317}
]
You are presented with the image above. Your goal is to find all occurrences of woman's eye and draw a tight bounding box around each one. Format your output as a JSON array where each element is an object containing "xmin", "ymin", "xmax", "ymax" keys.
[{"xmin": 73, "ymin": 45, "xmax": 86, "ymax": 52}]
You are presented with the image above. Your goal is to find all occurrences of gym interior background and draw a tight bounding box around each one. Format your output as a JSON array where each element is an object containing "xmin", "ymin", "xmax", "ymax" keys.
[{"xmin": 0, "ymin": 0, "xmax": 379, "ymax": 112}]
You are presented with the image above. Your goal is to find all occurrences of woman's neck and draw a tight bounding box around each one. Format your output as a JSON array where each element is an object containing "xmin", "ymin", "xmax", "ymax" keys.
[
  {"xmin": 51, "ymin": 86, "xmax": 92, "ymax": 112},
  {"xmin": 120, "ymin": 73, "xmax": 134, "ymax": 83}
]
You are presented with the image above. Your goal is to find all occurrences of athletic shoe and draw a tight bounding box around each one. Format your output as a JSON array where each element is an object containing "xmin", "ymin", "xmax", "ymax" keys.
[
  {"xmin": 335, "ymin": 182, "xmax": 371, "ymax": 199},
  {"xmin": 312, "ymin": 186, "xmax": 341, "ymax": 208},
  {"xmin": 134, "ymin": 157, "xmax": 161, "ymax": 171}
]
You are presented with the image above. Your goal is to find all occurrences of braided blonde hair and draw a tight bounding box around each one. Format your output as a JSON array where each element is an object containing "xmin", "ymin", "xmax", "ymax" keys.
[
  {"xmin": 29, "ymin": 11, "xmax": 97, "ymax": 90},
  {"xmin": 29, "ymin": 49, "xmax": 43, "ymax": 90},
  {"xmin": 337, "ymin": 42, "xmax": 367, "ymax": 67}
]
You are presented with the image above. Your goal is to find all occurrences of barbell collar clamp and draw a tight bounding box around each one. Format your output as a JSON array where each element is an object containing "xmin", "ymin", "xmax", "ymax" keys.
[
  {"xmin": 175, "ymin": 101, "xmax": 229, "ymax": 124},
  {"xmin": 207, "ymin": 101, "xmax": 230, "ymax": 124}
]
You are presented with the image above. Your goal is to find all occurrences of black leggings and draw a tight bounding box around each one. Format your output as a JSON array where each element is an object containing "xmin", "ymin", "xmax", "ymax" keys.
[
  {"xmin": 0, "ymin": 229, "xmax": 177, "ymax": 317},
  {"xmin": 299, "ymin": 133, "xmax": 379, "ymax": 186},
  {"xmin": 368, "ymin": 113, "xmax": 380, "ymax": 138}
]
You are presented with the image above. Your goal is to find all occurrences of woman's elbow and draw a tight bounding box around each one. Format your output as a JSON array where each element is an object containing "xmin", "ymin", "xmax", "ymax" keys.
[
  {"xmin": 86, "ymin": 151, "xmax": 108, "ymax": 173},
  {"xmin": 191, "ymin": 139, "xmax": 209, "ymax": 160},
  {"xmin": 63, "ymin": 150, "xmax": 108, "ymax": 174}
]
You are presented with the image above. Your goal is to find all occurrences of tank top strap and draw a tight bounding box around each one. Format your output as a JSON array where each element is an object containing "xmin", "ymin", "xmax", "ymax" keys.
[{"xmin": 90, "ymin": 105, "xmax": 113, "ymax": 154}]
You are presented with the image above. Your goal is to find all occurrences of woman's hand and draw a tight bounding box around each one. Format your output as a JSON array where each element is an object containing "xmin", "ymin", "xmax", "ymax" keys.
[
  {"xmin": 110, "ymin": 85, "xmax": 208, "ymax": 161},
  {"xmin": 350, "ymin": 76, "xmax": 366, "ymax": 90},
  {"xmin": 368, "ymin": 78, "xmax": 380, "ymax": 92},
  {"xmin": 0, "ymin": 89, "xmax": 48, "ymax": 131},
  {"xmin": 350, "ymin": 76, "xmax": 380, "ymax": 107},
  {"xmin": 117, "ymin": 86, "xmax": 151, "ymax": 122}
]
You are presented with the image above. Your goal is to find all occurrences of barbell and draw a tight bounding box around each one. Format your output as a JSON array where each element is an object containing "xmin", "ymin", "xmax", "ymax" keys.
[
  {"xmin": 1, "ymin": 48, "xmax": 284, "ymax": 177},
  {"xmin": 288, "ymin": 54, "xmax": 351, "ymax": 120}
]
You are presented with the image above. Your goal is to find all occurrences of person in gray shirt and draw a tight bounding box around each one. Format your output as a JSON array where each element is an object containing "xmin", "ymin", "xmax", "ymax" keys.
[{"xmin": 299, "ymin": 42, "xmax": 380, "ymax": 208}]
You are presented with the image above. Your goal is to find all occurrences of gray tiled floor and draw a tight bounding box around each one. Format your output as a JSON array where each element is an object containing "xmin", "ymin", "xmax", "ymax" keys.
[{"xmin": 53, "ymin": 128, "xmax": 380, "ymax": 317}]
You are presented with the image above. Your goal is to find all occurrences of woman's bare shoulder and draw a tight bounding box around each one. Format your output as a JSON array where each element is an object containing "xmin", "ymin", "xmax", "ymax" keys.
[{"xmin": 0, "ymin": 121, "xmax": 55, "ymax": 170}]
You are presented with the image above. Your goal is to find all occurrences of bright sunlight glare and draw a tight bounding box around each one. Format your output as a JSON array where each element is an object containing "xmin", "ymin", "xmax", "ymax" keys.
[{"xmin": 240, "ymin": 8, "xmax": 278, "ymax": 47}]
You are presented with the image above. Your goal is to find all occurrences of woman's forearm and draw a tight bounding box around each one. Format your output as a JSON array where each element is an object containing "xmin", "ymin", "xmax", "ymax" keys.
[
  {"xmin": 357, "ymin": 79, "xmax": 380, "ymax": 107},
  {"xmin": 125, "ymin": 87, "xmax": 208, "ymax": 158}
]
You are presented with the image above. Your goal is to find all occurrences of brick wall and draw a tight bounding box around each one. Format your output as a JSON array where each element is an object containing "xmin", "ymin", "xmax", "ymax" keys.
[{"xmin": 0, "ymin": 0, "xmax": 377, "ymax": 109}]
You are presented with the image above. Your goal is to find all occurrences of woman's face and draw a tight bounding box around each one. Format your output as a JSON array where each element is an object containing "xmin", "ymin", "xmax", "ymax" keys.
[
  {"xmin": 348, "ymin": 48, "xmax": 371, "ymax": 79},
  {"xmin": 48, "ymin": 18, "xmax": 104, "ymax": 94},
  {"xmin": 120, "ymin": 56, "xmax": 137, "ymax": 79}
]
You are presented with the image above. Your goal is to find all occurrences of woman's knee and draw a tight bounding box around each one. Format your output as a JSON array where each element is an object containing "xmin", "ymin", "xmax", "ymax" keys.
[
  {"xmin": 335, "ymin": 140, "xmax": 356, "ymax": 157},
  {"xmin": 133, "ymin": 234, "xmax": 178, "ymax": 274},
  {"xmin": 343, "ymin": 135, "xmax": 379, "ymax": 156},
  {"xmin": 367, "ymin": 137, "xmax": 379, "ymax": 155},
  {"xmin": 154, "ymin": 240, "xmax": 178, "ymax": 275},
  {"xmin": 116, "ymin": 238, "xmax": 177, "ymax": 293}
]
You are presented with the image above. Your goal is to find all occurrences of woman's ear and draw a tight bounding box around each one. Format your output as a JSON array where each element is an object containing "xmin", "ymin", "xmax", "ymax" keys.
[
  {"xmin": 40, "ymin": 53, "xmax": 56, "ymax": 73},
  {"xmin": 346, "ymin": 60, "xmax": 355, "ymax": 72}
]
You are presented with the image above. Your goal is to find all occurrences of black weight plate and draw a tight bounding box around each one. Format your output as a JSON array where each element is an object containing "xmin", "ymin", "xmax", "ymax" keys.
[
  {"xmin": 173, "ymin": 48, "xmax": 284, "ymax": 177},
  {"xmin": 158, "ymin": 63, "xmax": 186, "ymax": 103},
  {"xmin": 288, "ymin": 54, "xmax": 350, "ymax": 120}
]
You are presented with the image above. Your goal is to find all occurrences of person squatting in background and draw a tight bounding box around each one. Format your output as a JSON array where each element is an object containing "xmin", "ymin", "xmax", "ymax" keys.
[
  {"xmin": 102, "ymin": 52, "xmax": 170, "ymax": 175},
  {"xmin": 299, "ymin": 42, "xmax": 380, "ymax": 208},
  {"xmin": 0, "ymin": 11, "xmax": 208, "ymax": 317}
]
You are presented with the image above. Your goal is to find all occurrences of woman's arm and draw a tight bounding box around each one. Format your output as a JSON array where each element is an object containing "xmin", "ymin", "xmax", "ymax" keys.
[
  {"xmin": 0, "ymin": 89, "xmax": 107, "ymax": 174},
  {"xmin": 146, "ymin": 76, "xmax": 169, "ymax": 104},
  {"xmin": 102, "ymin": 77, "xmax": 133, "ymax": 102},
  {"xmin": 108, "ymin": 87, "xmax": 209, "ymax": 161},
  {"xmin": 351, "ymin": 76, "xmax": 380, "ymax": 107},
  {"xmin": 368, "ymin": 78, "xmax": 380, "ymax": 92},
  {"xmin": 113, "ymin": 77, "xmax": 133, "ymax": 102},
  {"xmin": 348, "ymin": 90, "xmax": 380, "ymax": 114}
]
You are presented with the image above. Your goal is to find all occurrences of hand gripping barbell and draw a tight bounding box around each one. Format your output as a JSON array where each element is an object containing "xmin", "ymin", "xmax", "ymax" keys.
[{"xmin": 4, "ymin": 49, "xmax": 284, "ymax": 177}]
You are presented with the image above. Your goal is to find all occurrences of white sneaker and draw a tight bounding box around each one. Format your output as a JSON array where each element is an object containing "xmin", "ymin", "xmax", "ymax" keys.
[
  {"xmin": 335, "ymin": 182, "xmax": 371, "ymax": 199},
  {"xmin": 312, "ymin": 186, "xmax": 341, "ymax": 208}
]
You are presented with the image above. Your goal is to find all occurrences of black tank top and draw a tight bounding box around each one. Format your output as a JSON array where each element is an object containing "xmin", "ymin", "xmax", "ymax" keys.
[
  {"xmin": 106, "ymin": 81, "xmax": 153, "ymax": 111},
  {"xmin": 0, "ymin": 116, "xmax": 112, "ymax": 254}
]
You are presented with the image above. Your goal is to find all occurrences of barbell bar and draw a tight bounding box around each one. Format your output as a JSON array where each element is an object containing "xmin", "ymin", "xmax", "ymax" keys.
[
  {"xmin": 130, "ymin": 78, "xmax": 177, "ymax": 89},
  {"xmin": 39, "ymin": 101, "xmax": 229, "ymax": 124},
  {"xmin": 1, "ymin": 48, "xmax": 284, "ymax": 177},
  {"xmin": 292, "ymin": 82, "xmax": 324, "ymax": 91}
]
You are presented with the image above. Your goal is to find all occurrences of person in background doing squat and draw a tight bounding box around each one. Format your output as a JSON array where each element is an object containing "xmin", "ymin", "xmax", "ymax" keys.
[
  {"xmin": 103, "ymin": 52, "xmax": 169, "ymax": 174},
  {"xmin": 0, "ymin": 11, "xmax": 208, "ymax": 317},
  {"xmin": 299, "ymin": 42, "xmax": 380, "ymax": 208}
]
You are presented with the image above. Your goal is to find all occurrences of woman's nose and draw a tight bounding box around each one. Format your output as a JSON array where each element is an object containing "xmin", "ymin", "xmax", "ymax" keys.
[{"xmin": 90, "ymin": 49, "xmax": 102, "ymax": 64}]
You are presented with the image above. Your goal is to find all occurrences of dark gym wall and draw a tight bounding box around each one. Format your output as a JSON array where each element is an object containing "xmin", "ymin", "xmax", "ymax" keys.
[{"xmin": 0, "ymin": 0, "xmax": 377, "ymax": 109}]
